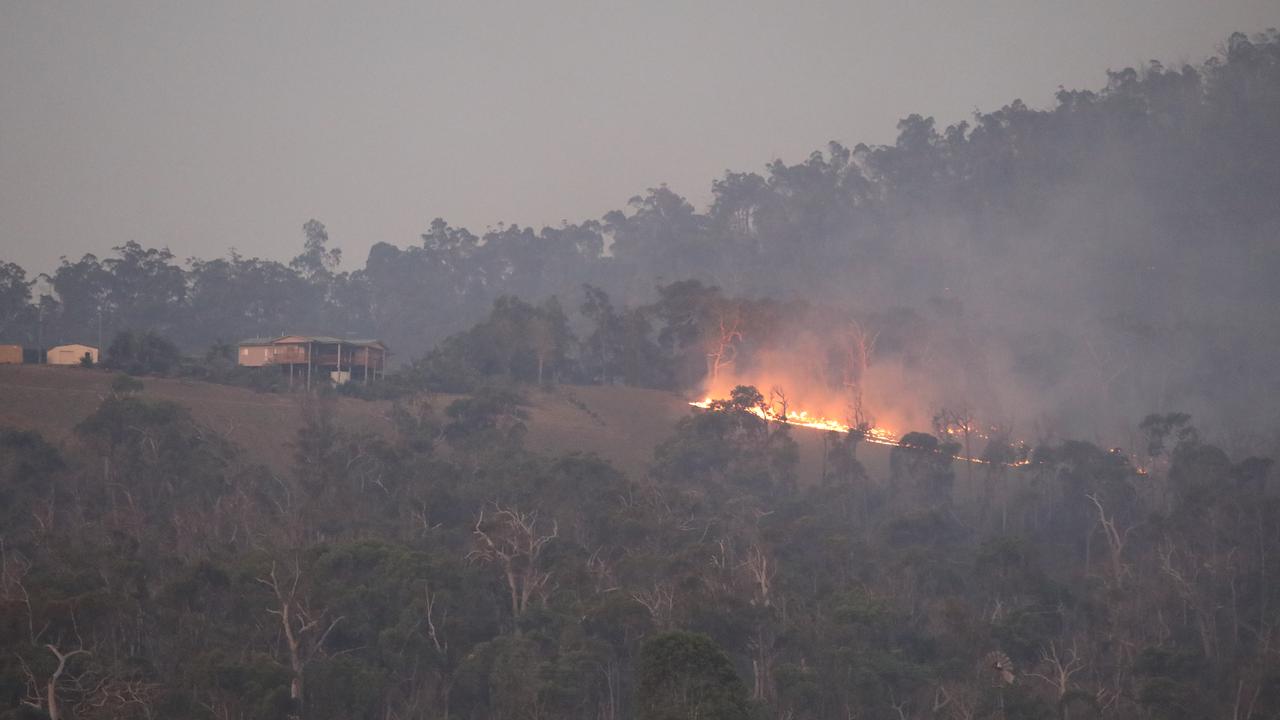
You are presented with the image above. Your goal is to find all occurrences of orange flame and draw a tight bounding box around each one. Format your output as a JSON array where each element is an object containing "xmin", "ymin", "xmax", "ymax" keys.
[
  {"xmin": 688, "ymin": 395, "xmax": 1039, "ymax": 468},
  {"xmin": 689, "ymin": 397, "xmax": 901, "ymax": 447}
]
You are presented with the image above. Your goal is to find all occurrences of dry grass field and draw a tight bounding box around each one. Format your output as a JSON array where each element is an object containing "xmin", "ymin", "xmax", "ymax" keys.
[
  {"xmin": 0, "ymin": 365, "xmax": 392, "ymax": 472},
  {"xmin": 0, "ymin": 365, "xmax": 895, "ymax": 482}
]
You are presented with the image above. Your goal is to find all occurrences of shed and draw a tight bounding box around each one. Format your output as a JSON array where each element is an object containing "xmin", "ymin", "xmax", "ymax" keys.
[
  {"xmin": 47, "ymin": 344, "xmax": 99, "ymax": 366},
  {"xmin": 0, "ymin": 345, "xmax": 21, "ymax": 364}
]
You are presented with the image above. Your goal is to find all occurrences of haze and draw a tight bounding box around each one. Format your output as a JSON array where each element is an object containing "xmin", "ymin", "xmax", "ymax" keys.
[
  {"xmin": 3, "ymin": 0, "xmax": 1276, "ymax": 272},
  {"xmin": 6, "ymin": 6, "xmax": 1280, "ymax": 718}
]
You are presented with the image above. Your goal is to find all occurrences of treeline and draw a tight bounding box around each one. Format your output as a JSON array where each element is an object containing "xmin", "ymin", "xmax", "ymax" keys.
[
  {"xmin": 1, "ymin": 381, "xmax": 1277, "ymax": 719},
  {"xmin": 3, "ymin": 31, "xmax": 1280, "ymax": 434},
  {"xmin": 385, "ymin": 282, "xmax": 885, "ymax": 395}
]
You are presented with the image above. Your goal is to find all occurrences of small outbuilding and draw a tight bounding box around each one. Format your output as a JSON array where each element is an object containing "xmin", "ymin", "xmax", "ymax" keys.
[
  {"xmin": 47, "ymin": 344, "xmax": 99, "ymax": 366},
  {"xmin": 0, "ymin": 345, "xmax": 21, "ymax": 364}
]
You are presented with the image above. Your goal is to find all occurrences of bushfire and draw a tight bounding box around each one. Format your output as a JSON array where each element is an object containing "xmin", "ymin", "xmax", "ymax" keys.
[
  {"xmin": 689, "ymin": 397, "xmax": 900, "ymax": 447},
  {"xmin": 689, "ymin": 395, "xmax": 1034, "ymax": 468}
]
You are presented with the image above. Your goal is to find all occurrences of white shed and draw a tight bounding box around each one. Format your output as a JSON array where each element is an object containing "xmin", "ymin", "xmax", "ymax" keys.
[{"xmin": 47, "ymin": 344, "xmax": 99, "ymax": 365}]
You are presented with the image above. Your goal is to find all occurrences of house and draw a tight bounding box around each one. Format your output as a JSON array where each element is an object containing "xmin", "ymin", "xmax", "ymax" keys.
[
  {"xmin": 0, "ymin": 345, "xmax": 22, "ymax": 364},
  {"xmin": 47, "ymin": 344, "xmax": 99, "ymax": 365},
  {"xmin": 236, "ymin": 338, "xmax": 278, "ymax": 367},
  {"xmin": 236, "ymin": 335, "xmax": 388, "ymax": 388}
]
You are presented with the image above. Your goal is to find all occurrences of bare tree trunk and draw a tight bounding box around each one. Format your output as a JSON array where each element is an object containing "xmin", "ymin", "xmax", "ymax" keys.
[
  {"xmin": 705, "ymin": 304, "xmax": 743, "ymax": 381},
  {"xmin": 258, "ymin": 561, "xmax": 343, "ymax": 720},
  {"xmin": 843, "ymin": 320, "xmax": 878, "ymax": 429},
  {"xmin": 469, "ymin": 506, "xmax": 558, "ymax": 621},
  {"xmin": 43, "ymin": 645, "xmax": 88, "ymax": 720}
]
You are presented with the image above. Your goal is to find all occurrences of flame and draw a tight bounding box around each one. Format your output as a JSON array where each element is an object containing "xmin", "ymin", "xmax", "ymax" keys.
[
  {"xmin": 688, "ymin": 395, "xmax": 1039, "ymax": 468},
  {"xmin": 689, "ymin": 397, "xmax": 902, "ymax": 447}
]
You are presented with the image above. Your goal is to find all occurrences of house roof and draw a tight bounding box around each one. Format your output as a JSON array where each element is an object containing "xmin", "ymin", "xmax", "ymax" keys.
[{"xmin": 237, "ymin": 335, "xmax": 387, "ymax": 350}]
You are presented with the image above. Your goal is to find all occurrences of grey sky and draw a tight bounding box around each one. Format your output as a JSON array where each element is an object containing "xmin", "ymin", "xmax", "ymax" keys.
[{"xmin": 2, "ymin": 0, "xmax": 1276, "ymax": 274}]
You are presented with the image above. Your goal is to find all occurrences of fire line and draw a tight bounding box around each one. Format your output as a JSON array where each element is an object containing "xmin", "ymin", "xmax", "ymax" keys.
[{"xmin": 688, "ymin": 398, "xmax": 1033, "ymax": 467}]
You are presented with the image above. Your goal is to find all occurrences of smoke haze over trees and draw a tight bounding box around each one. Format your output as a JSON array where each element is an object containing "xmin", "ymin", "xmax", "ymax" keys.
[{"xmin": 2, "ymin": 30, "xmax": 1280, "ymax": 444}]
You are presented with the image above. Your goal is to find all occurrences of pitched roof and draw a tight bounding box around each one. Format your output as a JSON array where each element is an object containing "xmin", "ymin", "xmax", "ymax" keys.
[{"xmin": 237, "ymin": 335, "xmax": 387, "ymax": 350}]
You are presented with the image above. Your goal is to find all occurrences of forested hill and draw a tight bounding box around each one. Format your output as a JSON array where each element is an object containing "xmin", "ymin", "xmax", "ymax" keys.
[
  {"xmin": 1, "ymin": 357, "xmax": 1277, "ymax": 719},
  {"xmin": 3, "ymin": 31, "xmax": 1280, "ymax": 441}
]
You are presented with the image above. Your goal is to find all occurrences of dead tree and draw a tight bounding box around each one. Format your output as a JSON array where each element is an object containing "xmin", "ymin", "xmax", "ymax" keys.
[
  {"xmin": 742, "ymin": 542, "xmax": 776, "ymax": 608},
  {"xmin": 20, "ymin": 645, "xmax": 89, "ymax": 720},
  {"xmin": 469, "ymin": 505, "xmax": 558, "ymax": 619},
  {"xmin": 740, "ymin": 540, "xmax": 780, "ymax": 702},
  {"xmin": 586, "ymin": 547, "xmax": 619, "ymax": 594},
  {"xmin": 768, "ymin": 385, "xmax": 790, "ymax": 422},
  {"xmin": 843, "ymin": 320, "xmax": 878, "ymax": 428},
  {"xmin": 423, "ymin": 582, "xmax": 448, "ymax": 656},
  {"xmin": 934, "ymin": 405, "xmax": 978, "ymax": 494},
  {"xmin": 257, "ymin": 559, "xmax": 344, "ymax": 717},
  {"xmin": 1, "ymin": 541, "xmax": 35, "ymax": 643},
  {"xmin": 1157, "ymin": 538, "xmax": 1220, "ymax": 660},
  {"xmin": 631, "ymin": 581, "xmax": 675, "ymax": 629},
  {"xmin": 1087, "ymin": 493, "xmax": 1134, "ymax": 589},
  {"xmin": 931, "ymin": 682, "xmax": 978, "ymax": 720},
  {"xmin": 7, "ymin": 545, "xmax": 92, "ymax": 720},
  {"xmin": 705, "ymin": 304, "xmax": 743, "ymax": 381},
  {"xmin": 982, "ymin": 423, "xmax": 1020, "ymax": 531},
  {"xmin": 1026, "ymin": 641, "xmax": 1085, "ymax": 714},
  {"xmin": 76, "ymin": 675, "xmax": 161, "ymax": 719},
  {"xmin": 749, "ymin": 625, "xmax": 776, "ymax": 703},
  {"xmin": 529, "ymin": 314, "xmax": 556, "ymax": 385}
]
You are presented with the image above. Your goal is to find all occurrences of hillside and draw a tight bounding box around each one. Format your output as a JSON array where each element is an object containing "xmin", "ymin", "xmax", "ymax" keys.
[
  {"xmin": 0, "ymin": 366, "xmax": 390, "ymax": 471},
  {"xmin": 0, "ymin": 365, "xmax": 903, "ymax": 482}
]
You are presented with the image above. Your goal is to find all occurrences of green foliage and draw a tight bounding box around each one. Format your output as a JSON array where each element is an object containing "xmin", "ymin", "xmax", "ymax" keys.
[
  {"xmin": 726, "ymin": 385, "xmax": 764, "ymax": 411},
  {"xmin": 579, "ymin": 284, "xmax": 670, "ymax": 388},
  {"xmin": 0, "ymin": 261, "xmax": 35, "ymax": 344},
  {"xmin": 103, "ymin": 328, "xmax": 182, "ymax": 376},
  {"xmin": 654, "ymin": 384, "xmax": 797, "ymax": 498},
  {"xmin": 1137, "ymin": 677, "xmax": 1205, "ymax": 720},
  {"xmin": 443, "ymin": 386, "xmax": 529, "ymax": 453},
  {"xmin": 377, "ymin": 295, "xmax": 578, "ymax": 397},
  {"xmin": 305, "ymin": 656, "xmax": 387, "ymax": 720},
  {"xmin": 178, "ymin": 341, "xmax": 292, "ymax": 394},
  {"xmin": 195, "ymin": 651, "xmax": 294, "ymax": 720},
  {"xmin": 1139, "ymin": 412, "xmax": 1196, "ymax": 457},
  {"xmin": 0, "ymin": 427, "xmax": 65, "ymax": 537},
  {"xmin": 110, "ymin": 372, "xmax": 144, "ymax": 395},
  {"xmin": 637, "ymin": 632, "xmax": 751, "ymax": 720},
  {"xmin": 889, "ymin": 432, "xmax": 959, "ymax": 507},
  {"xmin": 73, "ymin": 394, "xmax": 233, "ymax": 528}
]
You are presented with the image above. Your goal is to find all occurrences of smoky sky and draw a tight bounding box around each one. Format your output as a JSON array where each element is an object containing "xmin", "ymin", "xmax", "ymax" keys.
[{"xmin": 2, "ymin": 1, "xmax": 1276, "ymax": 274}]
